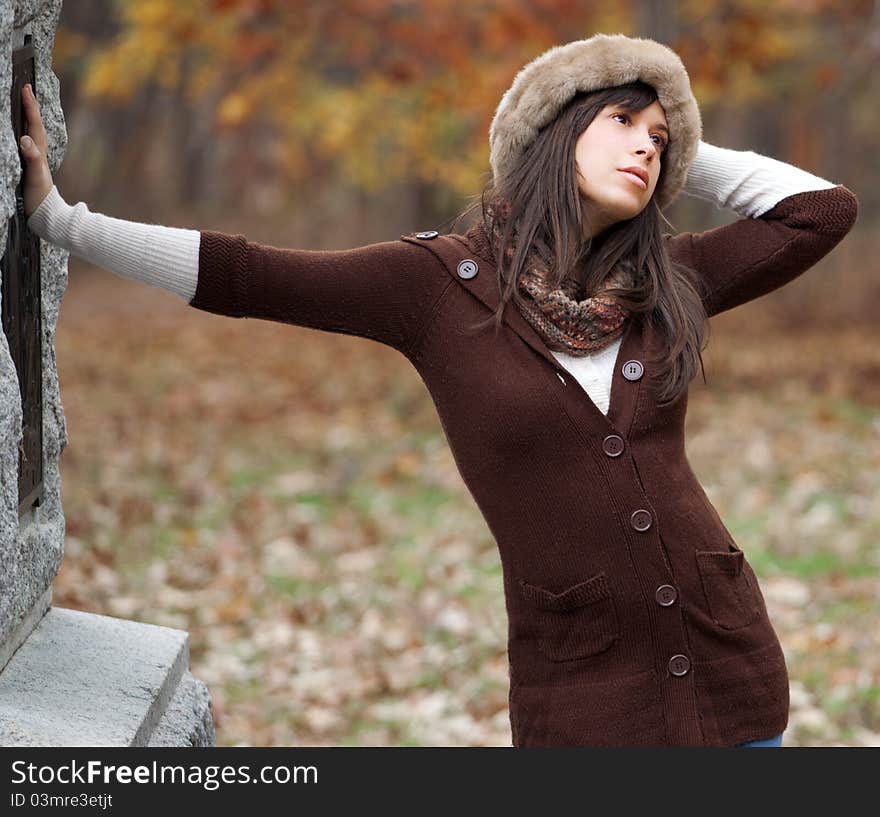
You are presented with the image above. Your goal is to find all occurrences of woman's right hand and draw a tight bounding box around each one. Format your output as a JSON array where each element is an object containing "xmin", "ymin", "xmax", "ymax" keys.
[{"xmin": 19, "ymin": 83, "xmax": 54, "ymax": 219}]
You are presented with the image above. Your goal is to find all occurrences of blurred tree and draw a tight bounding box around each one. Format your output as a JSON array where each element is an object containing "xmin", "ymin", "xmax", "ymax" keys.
[{"xmin": 52, "ymin": 0, "xmax": 876, "ymax": 225}]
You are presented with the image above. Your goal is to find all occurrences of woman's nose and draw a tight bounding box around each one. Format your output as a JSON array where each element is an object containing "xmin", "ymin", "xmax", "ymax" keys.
[{"xmin": 636, "ymin": 138, "xmax": 658, "ymax": 159}]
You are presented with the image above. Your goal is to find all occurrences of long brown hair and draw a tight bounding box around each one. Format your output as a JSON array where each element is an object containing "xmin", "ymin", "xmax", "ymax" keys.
[{"xmin": 445, "ymin": 81, "xmax": 709, "ymax": 408}]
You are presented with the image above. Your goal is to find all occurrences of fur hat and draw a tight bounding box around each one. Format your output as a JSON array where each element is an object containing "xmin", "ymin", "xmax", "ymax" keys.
[{"xmin": 489, "ymin": 33, "xmax": 702, "ymax": 211}]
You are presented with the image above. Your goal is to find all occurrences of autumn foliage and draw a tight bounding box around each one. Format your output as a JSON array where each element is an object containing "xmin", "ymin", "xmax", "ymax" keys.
[{"xmin": 54, "ymin": 0, "xmax": 875, "ymax": 198}]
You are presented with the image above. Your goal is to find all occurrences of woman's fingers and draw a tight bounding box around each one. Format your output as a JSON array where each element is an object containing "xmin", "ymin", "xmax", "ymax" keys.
[
  {"xmin": 20, "ymin": 84, "xmax": 48, "ymax": 153},
  {"xmin": 18, "ymin": 83, "xmax": 55, "ymax": 218}
]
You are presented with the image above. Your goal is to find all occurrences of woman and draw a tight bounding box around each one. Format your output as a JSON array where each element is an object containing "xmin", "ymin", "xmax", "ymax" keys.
[{"xmin": 19, "ymin": 34, "xmax": 858, "ymax": 747}]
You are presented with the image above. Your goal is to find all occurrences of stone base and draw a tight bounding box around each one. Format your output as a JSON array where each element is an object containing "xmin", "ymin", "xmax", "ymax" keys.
[
  {"xmin": 0, "ymin": 606, "xmax": 215, "ymax": 746},
  {"xmin": 0, "ymin": 586, "xmax": 52, "ymax": 675}
]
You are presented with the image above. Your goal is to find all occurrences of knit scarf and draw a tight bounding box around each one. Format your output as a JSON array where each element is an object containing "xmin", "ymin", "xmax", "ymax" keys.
[{"xmin": 485, "ymin": 196, "xmax": 635, "ymax": 356}]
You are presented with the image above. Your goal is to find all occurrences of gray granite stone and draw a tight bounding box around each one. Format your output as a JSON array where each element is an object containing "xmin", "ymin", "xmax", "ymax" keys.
[
  {"xmin": 148, "ymin": 672, "xmax": 216, "ymax": 748},
  {"xmin": 0, "ymin": 0, "xmax": 68, "ymax": 668},
  {"xmin": 0, "ymin": 607, "xmax": 213, "ymax": 746},
  {"xmin": 0, "ymin": 4, "xmax": 215, "ymax": 747}
]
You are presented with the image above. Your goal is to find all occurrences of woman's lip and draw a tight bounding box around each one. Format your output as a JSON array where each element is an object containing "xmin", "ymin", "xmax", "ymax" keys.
[{"xmin": 619, "ymin": 170, "xmax": 647, "ymax": 190}]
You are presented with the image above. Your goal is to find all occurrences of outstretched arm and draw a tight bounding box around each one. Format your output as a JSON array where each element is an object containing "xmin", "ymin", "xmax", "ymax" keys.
[
  {"xmin": 27, "ymin": 185, "xmax": 200, "ymax": 303},
  {"xmin": 27, "ymin": 186, "xmax": 451, "ymax": 360},
  {"xmin": 189, "ymin": 229, "xmax": 451, "ymax": 357},
  {"xmin": 666, "ymin": 140, "xmax": 859, "ymax": 318}
]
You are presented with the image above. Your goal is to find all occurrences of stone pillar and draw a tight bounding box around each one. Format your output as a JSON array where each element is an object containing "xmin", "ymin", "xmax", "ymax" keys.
[{"xmin": 0, "ymin": 1, "xmax": 214, "ymax": 747}]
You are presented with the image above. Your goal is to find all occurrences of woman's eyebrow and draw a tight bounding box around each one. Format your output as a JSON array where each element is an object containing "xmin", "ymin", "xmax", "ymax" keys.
[
  {"xmin": 619, "ymin": 109, "xmax": 669, "ymax": 134},
  {"xmin": 640, "ymin": 117, "xmax": 669, "ymax": 134},
  {"xmin": 627, "ymin": 111, "xmax": 669, "ymax": 136}
]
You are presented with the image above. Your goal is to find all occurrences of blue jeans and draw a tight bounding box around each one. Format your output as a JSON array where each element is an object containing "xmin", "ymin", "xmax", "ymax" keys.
[{"xmin": 736, "ymin": 732, "xmax": 784, "ymax": 747}]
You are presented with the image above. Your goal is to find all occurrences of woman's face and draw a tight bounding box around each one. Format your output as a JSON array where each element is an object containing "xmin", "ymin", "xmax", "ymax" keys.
[{"xmin": 574, "ymin": 100, "xmax": 669, "ymax": 237}]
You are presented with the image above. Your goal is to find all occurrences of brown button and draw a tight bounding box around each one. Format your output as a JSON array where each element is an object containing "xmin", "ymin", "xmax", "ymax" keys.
[
  {"xmin": 602, "ymin": 434, "xmax": 624, "ymax": 457},
  {"xmin": 622, "ymin": 360, "xmax": 644, "ymax": 381},
  {"xmin": 631, "ymin": 509, "xmax": 652, "ymax": 531},
  {"xmin": 669, "ymin": 654, "xmax": 690, "ymax": 676},
  {"xmin": 655, "ymin": 585, "xmax": 677, "ymax": 606}
]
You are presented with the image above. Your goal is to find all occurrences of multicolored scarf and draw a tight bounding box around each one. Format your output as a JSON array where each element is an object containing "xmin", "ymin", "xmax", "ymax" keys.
[{"xmin": 485, "ymin": 197, "xmax": 635, "ymax": 356}]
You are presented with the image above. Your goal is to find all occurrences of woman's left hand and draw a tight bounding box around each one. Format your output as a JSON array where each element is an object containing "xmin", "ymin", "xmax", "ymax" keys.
[{"xmin": 19, "ymin": 83, "xmax": 55, "ymax": 219}]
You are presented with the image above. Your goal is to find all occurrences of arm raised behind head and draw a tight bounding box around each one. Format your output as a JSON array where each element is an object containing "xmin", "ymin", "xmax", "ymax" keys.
[{"xmin": 666, "ymin": 140, "xmax": 859, "ymax": 318}]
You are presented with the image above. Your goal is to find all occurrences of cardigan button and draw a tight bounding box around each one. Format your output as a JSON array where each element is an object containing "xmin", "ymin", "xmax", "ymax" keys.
[
  {"xmin": 631, "ymin": 509, "xmax": 652, "ymax": 531},
  {"xmin": 602, "ymin": 434, "xmax": 624, "ymax": 457},
  {"xmin": 415, "ymin": 230, "xmax": 439, "ymax": 239},
  {"xmin": 655, "ymin": 585, "xmax": 677, "ymax": 606},
  {"xmin": 457, "ymin": 259, "xmax": 479, "ymax": 279},
  {"xmin": 622, "ymin": 359, "xmax": 644, "ymax": 381},
  {"xmin": 668, "ymin": 654, "xmax": 691, "ymax": 676}
]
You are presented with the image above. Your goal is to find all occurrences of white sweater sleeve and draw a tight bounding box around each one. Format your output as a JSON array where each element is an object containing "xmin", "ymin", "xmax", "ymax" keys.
[
  {"xmin": 682, "ymin": 140, "xmax": 839, "ymax": 219},
  {"xmin": 26, "ymin": 185, "xmax": 200, "ymax": 303}
]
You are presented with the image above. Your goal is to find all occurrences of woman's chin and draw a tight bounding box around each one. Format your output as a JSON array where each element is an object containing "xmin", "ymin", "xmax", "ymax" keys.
[{"xmin": 579, "ymin": 196, "xmax": 643, "ymax": 237}]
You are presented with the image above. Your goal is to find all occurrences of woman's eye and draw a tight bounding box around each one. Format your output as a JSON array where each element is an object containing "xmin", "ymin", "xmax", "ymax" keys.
[{"xmin": 613, "ymin": 113, "xmax": 667, "ymax": 150}]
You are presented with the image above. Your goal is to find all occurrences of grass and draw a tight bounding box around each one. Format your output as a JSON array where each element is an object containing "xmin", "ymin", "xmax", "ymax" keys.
[{"xmin": 748, "ymin": 548, "xmax": 880, "ymax": 579}]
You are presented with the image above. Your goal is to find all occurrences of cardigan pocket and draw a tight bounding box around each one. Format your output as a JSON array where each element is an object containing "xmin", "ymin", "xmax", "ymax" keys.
[
  {"xmin": 695, "ymin": 543, "xmax": 761, "ymax": 630},
  {"xmin": 516, "ymin": 572, "xmax": 620, "ymax": 662}
]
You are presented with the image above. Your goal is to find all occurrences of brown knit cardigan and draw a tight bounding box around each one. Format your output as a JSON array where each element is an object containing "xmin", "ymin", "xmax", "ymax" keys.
[{"xmin": 190, "ymin": 185, "xmax": 858, "ymax": 746}]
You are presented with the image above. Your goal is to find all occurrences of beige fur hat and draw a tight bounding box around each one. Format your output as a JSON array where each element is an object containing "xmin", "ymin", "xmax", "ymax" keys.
[{"xmin": 489, "ymin": 33, "xmax": 702, "ymax": 211}]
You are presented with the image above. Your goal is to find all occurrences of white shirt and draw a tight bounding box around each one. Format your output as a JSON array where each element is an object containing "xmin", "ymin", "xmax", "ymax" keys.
[{"xmin": 550, "ymin": 336, "xmax": 622, "ymax": 415}]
